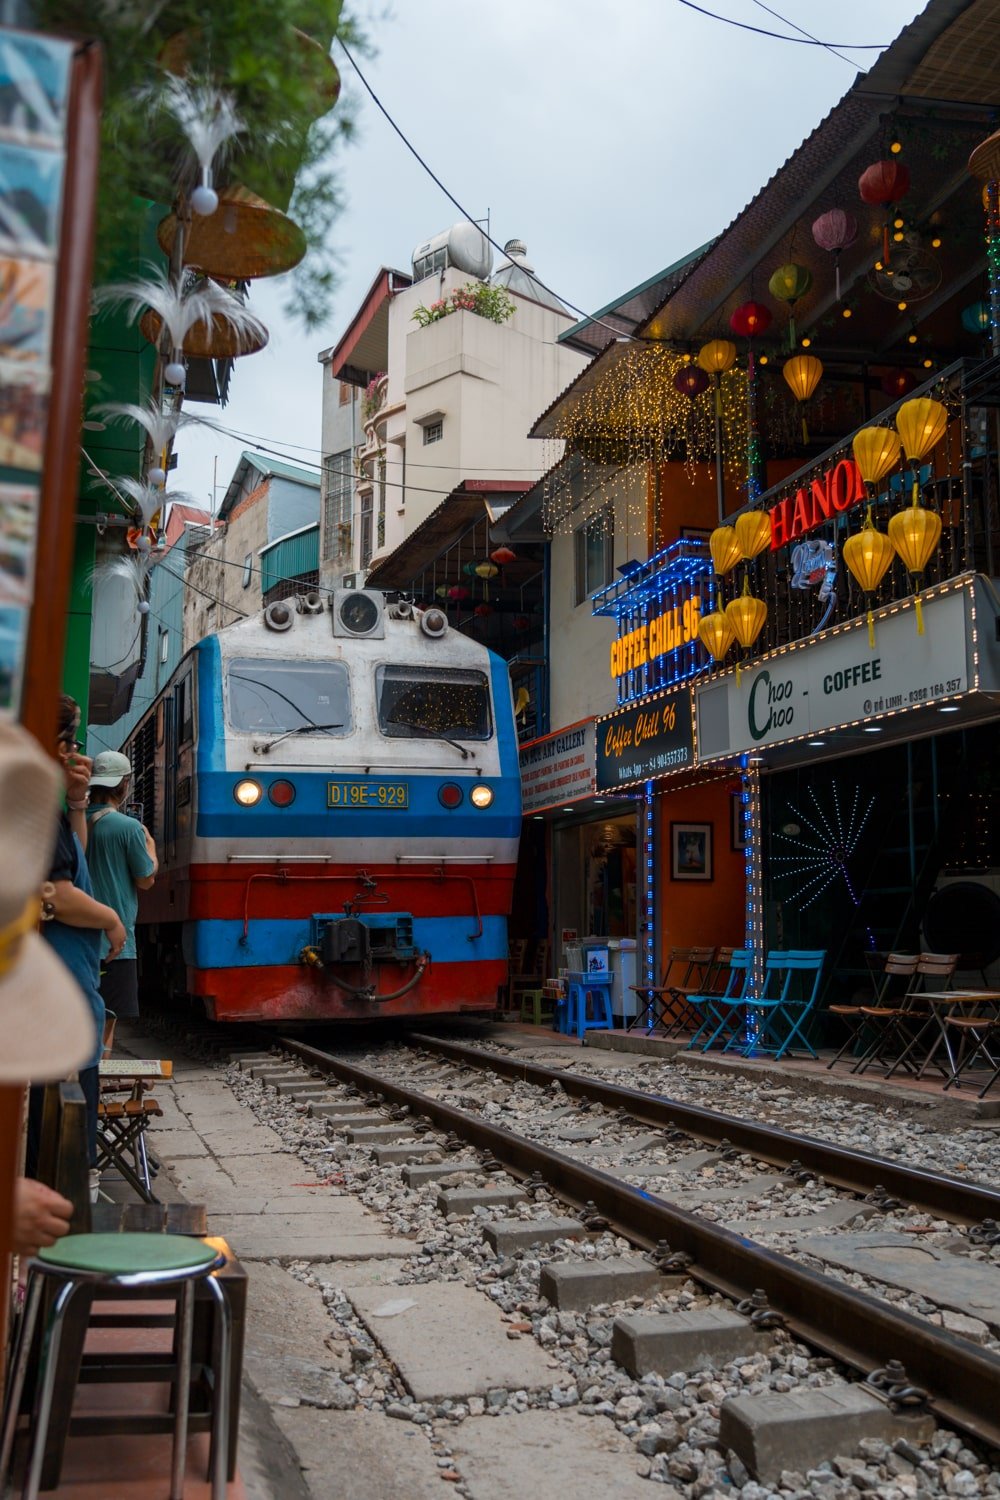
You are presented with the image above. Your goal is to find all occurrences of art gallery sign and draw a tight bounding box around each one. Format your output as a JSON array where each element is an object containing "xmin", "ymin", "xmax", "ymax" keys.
[
  {"xmin": 519, "ymin": 719, "xmax": 596, "ymax": 814},
  {"xmin": 694, "ymin": 579, "xmax": 983, "ymax": 762}
]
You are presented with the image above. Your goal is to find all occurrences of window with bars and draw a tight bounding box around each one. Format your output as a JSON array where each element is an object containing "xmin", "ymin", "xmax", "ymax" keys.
[
  {"xmin": 360, "ymin": 491, "xmax": 373, "ymax": 567},
  {"xmin": 422, "ymin": 419, "xmax": 443, "ymax": 445},
  {"xmin": 323, "ymin": 449, "xmax": 353, "ymax": 560},
  {"xmin": 574, "ymin": 509, "xmax": 614, "ymax": 605},
  {"xmin": 377, "ymin": 456, "xmax": 386, "ymax": 549}
]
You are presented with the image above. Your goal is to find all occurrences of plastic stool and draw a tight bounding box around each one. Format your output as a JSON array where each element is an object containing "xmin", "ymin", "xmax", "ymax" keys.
[
  {"xmin": 565, "ymin": 976, "xmax": 614, "ymax": 1038},
  {"xmin": 0, "ymin": 1233, "xmax": 230, "ymax": 1500},
  {"xmin": 518, "ymin": 988, "xmax": 551, "ymax": 1026}
]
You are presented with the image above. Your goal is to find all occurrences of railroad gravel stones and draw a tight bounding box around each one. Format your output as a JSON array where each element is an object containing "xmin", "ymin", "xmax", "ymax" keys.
[
  {"xmin": 611, "ymin": 1308, "xmax": 775, "ymax": 1378},
  {"xmin": 718, "ymin": 1385, "xmax": 936, "ymax": 1485},
  {"xmin": 539, "ymin": 1257, "xmax": 669, "ymax": 1310}
]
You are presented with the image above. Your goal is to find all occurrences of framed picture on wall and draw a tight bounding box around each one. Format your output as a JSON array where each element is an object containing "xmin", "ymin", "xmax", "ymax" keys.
[
  {"xmin": 731, "ymin": 792, "xmax": 749, "ymax": 852},
  {"xmin": 671, "ymin": 822, "xmax": 713, "ymax": 882},
  {"xmin": 679, "ymin": 526, "xmax": 712, "ymax": 543}
]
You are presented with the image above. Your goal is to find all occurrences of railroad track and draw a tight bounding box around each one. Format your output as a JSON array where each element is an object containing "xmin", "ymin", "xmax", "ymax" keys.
[{"xmin": 269, "ymin": 1030, "xmax": 1000, "ymax": 1454}]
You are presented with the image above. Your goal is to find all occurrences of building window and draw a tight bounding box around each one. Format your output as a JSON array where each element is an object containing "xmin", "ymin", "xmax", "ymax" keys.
[
  {"xmin": 360, "ymin": 491, "xmax": 373, "ymax": 568},
  {"xmin": 242, "ymin": 553, "xmax": 253, "ymax": 587},
  {"xmin": 338, "ymin": 380, "xmax": 352, "ymax": 405},
  {"xmin": 574, "ymin": 510, "xmax": 614, "ymax": 605},
  {"xmin": 423, "ymin": 419, "xmax": 443, "ymax": 446},
  {"xmin": 159, "ymin": 629, "xmax": 170, "ymax": 664},
  {"xmin": 323, "ymin": 449, "xmax": 353, "ymax": 560}
]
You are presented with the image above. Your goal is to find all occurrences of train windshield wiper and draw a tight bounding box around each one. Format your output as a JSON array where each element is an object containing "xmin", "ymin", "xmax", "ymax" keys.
[
  {"xmin": 254, "ymin": 722, "xmax": 344, "ymax": 754},
  {"xmin": 388, "ymin": 717, "xmax": 470, "ymax": 760}
]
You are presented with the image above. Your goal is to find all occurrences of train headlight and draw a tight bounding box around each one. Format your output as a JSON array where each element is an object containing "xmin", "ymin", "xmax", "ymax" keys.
[
  {"xmin": 470, "ymin": 784, "xmax": 494, "ymax": 809},
  {"xmin": 268, "ymin": 779, "xmax": 296, "ymax": 807},
  {"xmin": 438, "ymin": 782, "xmax": 463, "ymax": 808},
  {"xmin": 234, "ymin": 778, "xmax": 263, "ymax": 807}
]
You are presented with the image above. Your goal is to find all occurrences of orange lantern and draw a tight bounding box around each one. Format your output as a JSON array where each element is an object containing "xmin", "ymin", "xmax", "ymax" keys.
[
  {"xmin": 852, "ymin": 426, "xmax": 901, "ymax": 489},
  {"xmin": 783, "ymin": 354, "xmax": 823, "ymax": 445},
  {"xmin": 697, "ymin": 340, "xmax": 737, "ymax": 416},
  {"xmin": 888, "ymin": 502, "xmax": 942, "ymax": 636},
  {"xmin": 843, "ymin": 507, "xmax": 896, "ymax": 648},
  {"xmin": 709, "ymin": 525, "xmax": 742, "ymax": 577},
  {"xmin": 895, "ymin": 396, "xmax": 948, "ymax": 500},
  {"xmin": 735, "ymin": 510, "xmax": 771, "ymax": 561},
  {"xmin": 725, "ymin": 578, "xmax": 767, "ymax": 684},
  {"xmin": 698, "ymin": 592, "xmax": 735, "ymax": 662}
]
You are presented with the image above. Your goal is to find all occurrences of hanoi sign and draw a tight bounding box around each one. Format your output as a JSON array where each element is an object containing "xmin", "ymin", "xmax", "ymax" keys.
[
  {"xmin": 596, "ymin": 690, "xmax": 694, "ymax": 790},
  {"xmin": 768, "ymin": 457, "xmax": 865, "ymax": 550}
]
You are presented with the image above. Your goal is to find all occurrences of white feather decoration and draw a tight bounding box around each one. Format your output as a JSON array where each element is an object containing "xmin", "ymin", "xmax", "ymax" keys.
[
  {"xmin": 112, "ymin": 476, "xmax": 201, "ymax": 528},
  {"xmin": 96, "ymin": 266, "xmax": 267, "ymax": 357},
  {"xmin": 159, "ymin": 77, "xmax": 244, "ymax": 182},
  {"xmin": 93, "ymin": 398, "xmax": 197, "ymax": 456},
  {"xmin": 88, "ymin": 552, "xmax": 154, "ymax": 601}
]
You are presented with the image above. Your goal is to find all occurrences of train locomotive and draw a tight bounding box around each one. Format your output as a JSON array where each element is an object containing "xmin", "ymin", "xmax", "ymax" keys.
[{"xmin": 123, "ymin": 589, "xmax": 521, "ymax": 1022}]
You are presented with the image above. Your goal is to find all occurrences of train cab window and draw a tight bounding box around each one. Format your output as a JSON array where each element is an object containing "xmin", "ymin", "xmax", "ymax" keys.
[
  {"xmin": 176, "ymin": 674, "xmax": 194, "ymax": 746},
  {"xmin": 376, "ymin": 666, "xmax": 492, "ymax": 743},
  {"xmin": 227, "ymin": 658, "xmax": 352, "ymax": 736}
]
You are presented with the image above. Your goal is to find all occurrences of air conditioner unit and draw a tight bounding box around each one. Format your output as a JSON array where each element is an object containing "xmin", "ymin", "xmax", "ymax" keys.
[
  {"xmin": 342, "ymin": 573, "xmax": 358, "ymax": 589},
  {"xmin": 922, "ymin": 869, "xmax": 1000, "ymax": 980},
  {"xmin": 331, "ymin": 587, "xmax": 385, "ymax": 640}
]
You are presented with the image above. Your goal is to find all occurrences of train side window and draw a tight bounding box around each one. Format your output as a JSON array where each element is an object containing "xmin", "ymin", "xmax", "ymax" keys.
[
  {"xmin": 227, "ymin": 658, "xmax": 353, "ymax": 735},
  {"xmin": 376, "ymin": 666, "xmax": 492, "ymax": 742},
  {"xmin": 176, "ymin": 674, "xmax": 194, "ymax": 746}
]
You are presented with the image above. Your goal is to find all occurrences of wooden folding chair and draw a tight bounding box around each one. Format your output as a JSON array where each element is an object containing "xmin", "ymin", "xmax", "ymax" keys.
[
  {"xmin": 943, "ymin": 1010, "xmax": 1000, "ymax": 1096},
  {"xmin": 826, "ymin": 953, "xmax": 919, "ymax": 1070},
  {"xmin": 628, "ymin": 945, "xmax": 715, "ymax": 1034},
  {"xmin": 856, "ymin": 952, "xmax": 958, "ymax": 1076}
]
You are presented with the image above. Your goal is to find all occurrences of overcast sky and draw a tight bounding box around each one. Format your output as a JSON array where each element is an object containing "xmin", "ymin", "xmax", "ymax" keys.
[{"xmin": 172, "ymin": 0, "xmax": 925, "ymax": 513}]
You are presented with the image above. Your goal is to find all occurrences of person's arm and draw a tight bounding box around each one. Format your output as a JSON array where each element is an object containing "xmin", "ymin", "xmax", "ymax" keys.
[
  {"xmin": 62, "ymin": 751, "xmax": 92, "ymax": 852},
  {"xmin": 49, "ymin": 881, "xmax": 126, "ymax": 957},
  {"xmin": 11, "ymin": 1179, "xmax": 74, "ymax": 1257},
  {"xmin": 127, "ymin": 821, "xmax": 157, "ymax": 891}
]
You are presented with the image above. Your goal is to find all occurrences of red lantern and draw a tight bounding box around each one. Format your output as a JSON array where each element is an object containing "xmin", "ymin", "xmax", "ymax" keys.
[
  {"xmin": 811, "ymin": 209, "xmax": 857, "ymax": 300},
  {"xmin": 881, "ymin": 369, "xmax": 916, "ymax": 400},
  {"xmin": 447, "ymin": 585, "xmax": 469, "ymax": 602},
  {"xmin": 729, "ymin": 301, "xmax": 772, "ymax": 339},
  {"xmin": 859, "ymin": 160, "xmax": 911, "ymax": 264},
  {"xmin": 513, "ymin": 613, "xmax": 531, "ymax": 632},
  {"xmin": 673, "ymin": 365, "xmax": 709, "ymax": 399},
  {"xmin": 490, "ymin": 545, "xmax": 516, "ymax": 566},
  {"xmin": 474, "ymin": 602, "xmax": 492, "ymax": 618}
]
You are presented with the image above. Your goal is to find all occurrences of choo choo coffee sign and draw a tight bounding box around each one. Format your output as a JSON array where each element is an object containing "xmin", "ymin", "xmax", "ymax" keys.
[{"xmin": 596, "ymin": 690, "xmax": 694, "ymax": 790}]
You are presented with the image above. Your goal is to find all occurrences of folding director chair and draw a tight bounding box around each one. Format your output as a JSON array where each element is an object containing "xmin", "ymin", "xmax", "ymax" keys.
[
  {"xmin": 741, "ymin": 949, "xmax": 826, "ymax": 1060},
  {"xmin": 97, "ymin": 1058, "xmax": 172, "ymax": 1203},
  {"xmin": 684, "ymin": 949, "xmax": 750, "ymax": 1052}
]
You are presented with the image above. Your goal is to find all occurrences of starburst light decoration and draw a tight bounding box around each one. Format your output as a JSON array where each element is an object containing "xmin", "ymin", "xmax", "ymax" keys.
[{"xmin": 772, "ymin": 782, "xmax": 876, "ymax": 912}]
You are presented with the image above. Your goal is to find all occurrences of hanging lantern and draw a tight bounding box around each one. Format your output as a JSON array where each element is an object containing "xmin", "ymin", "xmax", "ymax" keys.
[
  {"xmin": 782, "ymin": 353, "xmax": 823, "ymax": 444},
  {"xmin": 896, "ymin": 396, "xmax": 948, "ymax": 498},
  {"xmin": 729, "ymin": 301, "xmax": 773, "ymax": 339},
  {"xmin": 961, "ymin": 300, "xmax": 990, "ymax": 336},
  {"xmin": 811, "ymin": 209, "xmax": 858, "ymax": 300},
  {"xmin": 735, "ymin": 510, "xmax": 772, "ymax": 561},
  {"xmin": 858, "ymin": 159, "xmax": 911, "ymax": 264},
  {"xmin": 673, "ymin": 365, "xmax": 710, "ymax": 399},
  {"xmin": 696, "ymin": 339, "xmax": 737, "ymax": 375},
  {"xmin": 709, "ymin": 525, "xmax": 742, "ymax": 577},
  {"xmin": 698, "ymin": 592, "xmax": 735, "ymax": 662},
  {"xmin": 513, "ymin": 613, "xmax": 531, "ymax": 633},
  {"xmin": 448, "ymin": 584, "xmax": 470, "ymax": 602},
  {"xmin": 726, "ymin": 578, "xmax": 768, "ymax": 648},
  {"xmin": 475, "ymin": 562, "xmax": 498, "ymax": 580},
  {"xmin": 462, "ymin": 561, "xmax": 478, "ymax": 577},
  {"xmin": 490, "ymin": 545, "xmax": 516, "ymax": 566},
  {"xmin": 435, "ymin": 585, "xmax": 449, "ymax": 599},
  {"xmin": 843, "ymin": 506, "xmax": 896, "ymax": 648},
  {"xmin": 474, "ymin": 602, "xmax": 492, "ymax": 618},
  {"xmin": 852, "ymin": 426, "xmax": 901, "ymax": 488},
  {"xmin": 881, "ymin": 369, "xmax": 916, "ymax": 400},
  {"xmin": 768, "ymin": 263, "xmax": 812, "ymax": 349},
  {"xmin": 888, "ymin": 501, "xmax": 942, "ymax": 636}
]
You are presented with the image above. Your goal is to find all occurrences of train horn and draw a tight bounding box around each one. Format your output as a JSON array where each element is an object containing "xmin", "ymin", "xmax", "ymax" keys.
[
  {"xmin": 296, "ymin": 590, "xmax": 324, "ymax": 614},
  {"xmin": 263, "ymin": 600, "xmax": 295, "ymax": 632},
  {"xmin": 419, "ymin": 606, "xmax": 448, "ymax": 639}
]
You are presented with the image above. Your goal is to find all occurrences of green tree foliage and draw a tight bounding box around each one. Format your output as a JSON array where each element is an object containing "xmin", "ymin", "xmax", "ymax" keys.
[{"xmin": 38, "ymin": 0, "xmax": 368, "ymax": 327}]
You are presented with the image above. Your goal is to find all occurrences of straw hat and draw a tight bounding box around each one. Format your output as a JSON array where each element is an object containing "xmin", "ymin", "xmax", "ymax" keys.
[{"xmin": 0, "ymin": 715, "xmax": 95, "ymax": 1082}]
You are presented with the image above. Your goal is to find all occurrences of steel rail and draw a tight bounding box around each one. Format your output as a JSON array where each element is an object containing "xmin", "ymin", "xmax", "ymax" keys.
[
  {"xmin": 279, "ymin": 1034, "xmax": 1000, "ymax": 1451},
  {"xmin": 407, "ymin": 1033, "xmax": 1000, "ymax": 1226}
]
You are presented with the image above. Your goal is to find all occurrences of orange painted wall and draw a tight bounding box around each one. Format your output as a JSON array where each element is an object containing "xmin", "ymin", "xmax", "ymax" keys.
[
  {"xmin": 657, "ymin": 777, "xmax": 745, "ymax": 959},
  {"xmin": 651, "ymin": 458, "xmax": 804, "ymax": 550}
]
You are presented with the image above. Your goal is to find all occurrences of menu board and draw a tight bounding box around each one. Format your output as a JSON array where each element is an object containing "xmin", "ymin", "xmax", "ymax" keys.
[{"xmin": 0, "ymin": 27, "xmax": 71, "ymax": 710}]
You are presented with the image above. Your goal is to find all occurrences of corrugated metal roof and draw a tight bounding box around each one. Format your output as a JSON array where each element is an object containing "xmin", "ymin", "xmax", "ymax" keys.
[
  {"xmin": 260, "ymin": 523, "xmax": 320, "ymax": 595},
  {"xmin": 364, "ymin": 481, "xmax": 528, "ymax": 590}
]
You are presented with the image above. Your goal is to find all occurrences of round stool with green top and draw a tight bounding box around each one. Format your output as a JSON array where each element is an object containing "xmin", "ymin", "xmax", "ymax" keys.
[{"xmin": 0, "ymin": 1232, "xmax": 230, "ymax": 1500}]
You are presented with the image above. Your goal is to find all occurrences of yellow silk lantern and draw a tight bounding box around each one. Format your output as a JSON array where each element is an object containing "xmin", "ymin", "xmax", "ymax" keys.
[
  {"xmin": 725, "ymin": 578, "xmax": 767, "ymax": 684},
  {"xmin": 895, "ymin": 396, "xmax": 948, "ymax": 500},
  {"xmin": 709, "ymin": 525, "xmax": 742, "ymax": 577},
  {"xmin": 475, "ymin": 562, "xmax": 498, "ymax": 580},
  {"xmin": 698, "ymin": 592, "xmax": 735, "ymax": 662},
  {"xmin": 735, "ymin": 510, "xmax": 772, "ymax": 561},
  {"xmin": 852, "ymin": 426, "xmax": 901, "ymax": 488},
  {"xmin": 697, "ymin": 339, "xmax": 737, "ymax": 376},
  {"xmin": 888, "ymin": 501, "xmax": 942, "ymax": 636},
  {"xmin": 783, "ymin": 354, "xmax": 823, "ymax": 444},
  {"xmin": 843, "ymin": 506, "xmax": 895, "ymax": 648}
]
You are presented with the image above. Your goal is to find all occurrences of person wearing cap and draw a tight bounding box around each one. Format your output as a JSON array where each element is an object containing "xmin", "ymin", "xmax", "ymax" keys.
[
  {"xmin": 86, "ymin": 749, "xmax": 157, "ymax": 1027},
  {"xmin": 0, "ymin": 712, "xmax": 100, "ymax": 1255}
]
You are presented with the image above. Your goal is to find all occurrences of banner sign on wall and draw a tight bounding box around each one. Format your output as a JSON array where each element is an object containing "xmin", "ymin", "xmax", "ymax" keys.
[
  {"xmin": 695, "ymin": 583, "xmax": 972, "ymax": 761},
  {"xmin": 519, "ymin": 719, "xmax": 596, "ymax": 814},
  {"xmin": 596, "ymin": 689, "xmax": 694, "ymax": 790}
]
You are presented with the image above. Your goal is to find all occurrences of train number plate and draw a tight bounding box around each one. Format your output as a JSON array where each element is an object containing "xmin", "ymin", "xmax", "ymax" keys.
[{"xmin": 328, "ymin": 780, "xmax": 409, "ymax": 809}]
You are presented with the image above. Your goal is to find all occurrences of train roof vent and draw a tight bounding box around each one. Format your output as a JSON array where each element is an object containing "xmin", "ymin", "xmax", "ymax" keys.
[{"xmin": 332, "ymin": 587, "xmax": 385, "ymax": 640}]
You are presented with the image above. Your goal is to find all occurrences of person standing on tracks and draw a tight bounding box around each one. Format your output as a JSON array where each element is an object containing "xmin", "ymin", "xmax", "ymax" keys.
[{"xmin": 85, "ymin": 750, "xmax": 157, "ymax": 1035}]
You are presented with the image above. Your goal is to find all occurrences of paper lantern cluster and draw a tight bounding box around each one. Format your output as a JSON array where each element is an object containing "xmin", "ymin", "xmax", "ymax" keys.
[
  {"xmin": 699, "ymin": 514, "xmax": 771, "ymax": 675},
  {"xmin": 843, "ymin": 396, "xmax": 947, "ymax": 641}
]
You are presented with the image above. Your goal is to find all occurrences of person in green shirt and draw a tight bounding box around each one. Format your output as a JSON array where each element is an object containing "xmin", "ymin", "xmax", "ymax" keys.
[{"xmin": 86, "ymin": 751, "xmax": 157, "ymax": 1027}]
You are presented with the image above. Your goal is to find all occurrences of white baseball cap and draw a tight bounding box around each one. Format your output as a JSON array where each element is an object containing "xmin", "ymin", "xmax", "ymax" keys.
[{"xmin": 90, "ymin": 750, "xmax": 132, "ymax": 788}]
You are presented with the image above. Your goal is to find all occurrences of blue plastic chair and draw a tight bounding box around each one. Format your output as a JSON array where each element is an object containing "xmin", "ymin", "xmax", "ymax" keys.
[
  {"xmin": 685, "ymin": 950, "xmax": 750, "ymax": 1052},
  {"xmin": 743, "ymin": 949, "xmax": 826, "ymax": 1059}
]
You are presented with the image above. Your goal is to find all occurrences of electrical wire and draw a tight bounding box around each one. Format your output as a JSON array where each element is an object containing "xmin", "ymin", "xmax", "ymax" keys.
[
  {"xmin": 337, "ymin": 39, "xmax": 642, "ymax": 345},
  {"xmin": 749, "ymin": 0, "xmax": 859, "ymax": 68},
  {"xmin": 675, "ymin": 0, "xmax": 886, "ymax": 50}
]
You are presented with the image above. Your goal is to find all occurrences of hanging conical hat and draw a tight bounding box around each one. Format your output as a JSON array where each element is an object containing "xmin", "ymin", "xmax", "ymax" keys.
[
  {"xmin": 139, "ymin": 303, "xmax": 268, "ymax": 361},
  {"xmin": 157, "ymin": 187, "xmax": 306, "ymax": 281}
]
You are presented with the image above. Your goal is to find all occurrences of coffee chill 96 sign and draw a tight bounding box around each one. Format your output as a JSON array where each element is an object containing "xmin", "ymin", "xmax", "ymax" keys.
[{"xmin": 596, "ymin": 690, "xmax": 694, "ymax": 790}]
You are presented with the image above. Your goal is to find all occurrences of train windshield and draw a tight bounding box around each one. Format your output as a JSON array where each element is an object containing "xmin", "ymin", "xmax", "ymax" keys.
[
  {"xmin": 228, "ymin": 659, "xmax": 352, "ymax": 735},
  {"xmin": 377, "ymin": 666, "xmax": 492, "ymax": 742}
]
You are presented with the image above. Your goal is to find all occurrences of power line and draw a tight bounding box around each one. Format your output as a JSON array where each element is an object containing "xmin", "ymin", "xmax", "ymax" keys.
[
  {"xmin": 337, "ymin": 39, "xmax": 640, "ymax": 345},
  {"xmin": 676, "ymin": 0, "xmax": 886, "ymax": 50},
  {"xmin": 749, "ymin": 0, "xmax": 859, "ymax": 68}
]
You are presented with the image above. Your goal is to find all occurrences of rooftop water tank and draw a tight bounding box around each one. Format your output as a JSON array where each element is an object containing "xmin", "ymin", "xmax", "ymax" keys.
[{"xmin": 411, "ymin": 220, "xmax": 493, "ymax": 282}]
